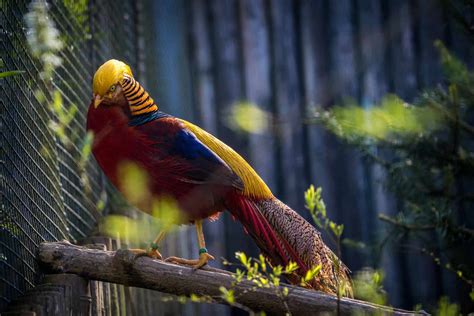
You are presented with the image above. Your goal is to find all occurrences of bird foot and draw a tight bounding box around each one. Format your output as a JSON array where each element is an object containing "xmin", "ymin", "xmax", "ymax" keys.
[
  {"xmin": 165, "ymin": 252, "xmax": 214, "ymax": 269},
  {"xmin": 128, "ymin": 248, "xmax": 163, "ymax": 260}
]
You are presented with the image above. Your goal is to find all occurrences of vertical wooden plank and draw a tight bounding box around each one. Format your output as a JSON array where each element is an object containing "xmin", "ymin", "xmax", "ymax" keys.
[
  {"xmin": 239, "ymin": 0, "xmax": 276, "ymax": 190},
  {"xmin": 115, "ymin": 238, "xmax": 128, "ymax": 316},
  {"xmin": 411, "ymin": 0, "xmax": 445, "ymax": 307},
  {"xmin": 358, "ymin": 0, "xmax": 388, "ymax": 107},
  {"xmin": 446, "ymin": 2, "xmax": 474, "ymax": 69},
  {"xmin": 43, "ymin": 274, "xmax": 90, "ymax": 316},
  {"xmin": 150, "ymin": 0, "xmax": 194, "ymax": 119},
  {"xmin": 208, "ymin": 0, "xmax": 247, "ymax": 156},
  {"xmin": 110, "ymin": 239, "xmax": 122, "ymax": 316},
  {"xmin": 89, "ymin": 237, "xmax": 113, "ymax": 316},
  {"xmin": 356, "ymin": 0, "xmax": 392, "ymax": 259},
  {"xmin": 189, "ymin": 0, "xmax": 218, "ymax": 134},
  {"xmin": 416, "ymin": 0, "xmax": 446, "ymax": 88},
  {"xmin": 385, "ymin": 0, "xmax": 439, "ymax": 308},
  {"xmin": 269, "ymin": 0, "xmax": 306, "ymax": 211},
  {"xmin": 325, "ymin": 0, "xmax": 367, "ymax": 270},
  {"xmin": 357, "ymin": 0, "xmax": 405, "ymax": 308},
  {"xmin": 387, "ymin": 0, "xmax": 418, "ymax": 99},
  {"xmin": 382, "ymin": 1, "xmax": 417, "ymax": 307},
  {"xmin": 84, "ymin": 243, "xmax": 106, "ymax": 316},
  {"xmin": 299, "ymin": 0, "xmax": 334, "ymax": 213}
]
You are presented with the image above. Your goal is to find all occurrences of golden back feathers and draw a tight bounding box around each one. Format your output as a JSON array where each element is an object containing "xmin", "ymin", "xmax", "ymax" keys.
[
  {"xmin": 93, "ymin": 59, "xmax": 133, "ymax": 96},
  {"xmin": 180, "ymin": 119, "xmax": 273, "ymax": 199}
]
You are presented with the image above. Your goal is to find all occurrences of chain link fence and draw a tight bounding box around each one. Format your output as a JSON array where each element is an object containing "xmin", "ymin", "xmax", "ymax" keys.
[{"xmin": 0, "ymin": 0, "xmax": 143, "ymax": 310}]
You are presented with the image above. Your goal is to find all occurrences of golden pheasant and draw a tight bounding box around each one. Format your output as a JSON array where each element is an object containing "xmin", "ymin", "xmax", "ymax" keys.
[{"xmin": 87, "ymin": 59, "xmax": 352, "ymax": 296}]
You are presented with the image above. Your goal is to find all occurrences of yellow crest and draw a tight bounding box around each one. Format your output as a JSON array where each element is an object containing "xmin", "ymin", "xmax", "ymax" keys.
[{"xmin": 93, "ymin": 59, "xmax": 133, "ymax": 96}]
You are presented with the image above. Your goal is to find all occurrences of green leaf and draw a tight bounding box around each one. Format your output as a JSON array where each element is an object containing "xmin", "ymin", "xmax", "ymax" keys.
[
  {"xmin": 303, "ymin": 265, "xmax": 322, "ymax": 282},
  {"xmin": 304, "ymin": 185, "xmax": 316, "ymax": 211},
  {"xmin": 80, "ymin": 131, "xmax": 94, "ymax": 164},
  {"xmin": 233, "ymin": 268, "xmax": 244, "ymax": 283},
  {"xmin": 284, "ymin": 261, "xmax": 299, "ymax": 274},
  {"xmin": 342, "ymin": 238, "xmax": 367, "ymax": 250},
  {"xmin": 235, "ymin": 251, "xmax": 248, "ymax": 267},
  {"xmin": 0, "ymin": 70, "xmax": 25, "ymax": 78},
  {"xmin": 190, "ymin": 294, "xmax": 201, "ymax": 302},
  {"xmin": 434, "ymin": 40, "xmax": 470, "ymax": 85},
  {"xmin": 272, "ymin": 265, "xmax": 282, "ymax": 277},
  {"xmin": 372, "ymin": 271, "xmax": 381, "ymax": 285},
  {"xmin": 219, "ymin": 286, "xmax": 235, "ymax": 304},
  {"xmin": 259, "ymin": 277, "xmax": 269, "ymax": 287},
  {"xmin": 259, "ymin": 254, "xmax": 267, "ymax": 272}
]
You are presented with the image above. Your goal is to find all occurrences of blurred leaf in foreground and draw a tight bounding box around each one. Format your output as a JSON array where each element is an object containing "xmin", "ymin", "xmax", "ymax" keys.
[
  {"xmin": 227, "ymin": 101, "xmax": 270, "ymax": 134},
  {"xmin": 315, "ymin": 94, "xmax": 445, "ymax": 142}
]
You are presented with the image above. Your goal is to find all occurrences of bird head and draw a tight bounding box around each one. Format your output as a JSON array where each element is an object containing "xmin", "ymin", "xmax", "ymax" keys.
[{"xmin": 92, "ymin": 59, "xmax": 133, "ymax": 108}]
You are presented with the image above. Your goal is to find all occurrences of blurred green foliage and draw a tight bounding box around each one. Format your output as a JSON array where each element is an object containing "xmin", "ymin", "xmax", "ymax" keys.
[
  {"xmin": 0, "ymin": 57, "xmax": 24, "ymax": 78},
  {"xmin": 312, "ymin": 42, "xmax": 474, "ymax": 306},
  {"xmin": 220, "ymin": 251, "xmax": 307, "ymax": 314},
  {"xmin": 99, "ymin": 162, "xmax": 182, "ymax": 245},
  {"xmin": 63, "ymin": 0, "xmax": 89, "ymax": 30},
  {"xmin": 0, "ymin": 70, "xmax": 25, "ymax": 78},
  {"xmin": 305, "ymin": 185, "xmax": 344, "ymax": 240},
  {"xmin": 24, "ymin": 0, "xmax": 63, "ymax": 80},
  {"xmin": 352, "ymin": 268, "xmax": 387, "ymax": 306},
  {"xmin": 435, "ymin": 296, "xmax": 460, "ymax": 316},
  {"xmin": 25, "ymin": 0, "xmax": 94, "ymax": 197},
  {"xmin": 317, "ymin": 94, "xmax": 444, "ymax": 142},
  {"xmin": 227, "ymin": 101, "xmax": 271, "ymax": 134},
  {"xmin": 304, "ymin": 185, "xmax": 349, "ymax": 299}
]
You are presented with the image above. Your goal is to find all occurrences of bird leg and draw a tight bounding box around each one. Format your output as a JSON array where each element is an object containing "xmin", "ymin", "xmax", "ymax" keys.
[
  {"xmin": 165, "ymin": 220, "xmax": 214, "ymax": 269},
  {"xmin": 128, "ymin": 230, "xmax": 166, "ymax": 260}
]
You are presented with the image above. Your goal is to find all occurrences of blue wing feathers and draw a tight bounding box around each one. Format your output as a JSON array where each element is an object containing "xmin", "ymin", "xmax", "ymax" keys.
[{"xmin": 173, "ymin": 129, "xmax": 222, "ymax": 164}]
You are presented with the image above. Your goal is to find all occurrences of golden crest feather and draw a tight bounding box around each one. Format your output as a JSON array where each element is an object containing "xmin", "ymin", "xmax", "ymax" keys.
[{"xmin": 93, "ymin": 59, "xmax": 133, "ymax": 96}]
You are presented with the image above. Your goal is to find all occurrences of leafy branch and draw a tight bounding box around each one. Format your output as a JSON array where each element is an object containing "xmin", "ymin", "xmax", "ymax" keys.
[{"xmin": 304, "ymin": 184, "xmax": 347, "ymax": 314}]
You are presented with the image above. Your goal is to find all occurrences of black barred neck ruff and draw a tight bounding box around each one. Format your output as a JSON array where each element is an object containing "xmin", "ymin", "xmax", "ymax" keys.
[{"xmin": 121, "ymin": 74, "xmax": 158, "ymax": 116}]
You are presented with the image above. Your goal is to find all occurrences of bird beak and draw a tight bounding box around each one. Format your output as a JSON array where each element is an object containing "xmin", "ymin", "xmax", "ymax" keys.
[{"xmin": 94, "ymin": 94, "xmax": 103, "ymax": 108}]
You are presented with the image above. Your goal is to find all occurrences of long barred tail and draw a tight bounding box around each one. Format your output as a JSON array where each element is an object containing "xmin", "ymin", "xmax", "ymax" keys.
[{"xmin": 227, "ymin": 195, "xmax": 353, "ymax": 297}]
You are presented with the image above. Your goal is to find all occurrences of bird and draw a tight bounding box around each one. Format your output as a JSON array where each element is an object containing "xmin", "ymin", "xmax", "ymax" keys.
[{"xmin": 87, "ymin": 59, "xmax": 352, "ymax": 296}]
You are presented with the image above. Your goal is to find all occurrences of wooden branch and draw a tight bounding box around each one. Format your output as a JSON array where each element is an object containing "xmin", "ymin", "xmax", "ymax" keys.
[{"xmin": 37, "ymin": 241, "xmax": 424, "ymax": 315}]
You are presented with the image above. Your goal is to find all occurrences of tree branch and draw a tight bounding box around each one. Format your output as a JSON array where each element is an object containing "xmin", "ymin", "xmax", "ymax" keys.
[
  {"xmin": 37, "ymin": 241, "xmax": 424, "ymax": 315},
  {"xmin": 378, "ymin": 214, "xmax": 436, "ymax": 231}
]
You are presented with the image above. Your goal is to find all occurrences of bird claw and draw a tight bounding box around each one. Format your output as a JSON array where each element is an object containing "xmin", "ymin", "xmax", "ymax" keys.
[{"xmin": 165, "ymin": 252, "xmax": 214, "ymax": 269}]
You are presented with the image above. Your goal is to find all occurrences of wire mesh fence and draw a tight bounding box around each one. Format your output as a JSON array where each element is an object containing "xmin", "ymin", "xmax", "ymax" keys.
[{"xmin": 0, "ymin": 0, "xmax": 143, "ymax": 310}]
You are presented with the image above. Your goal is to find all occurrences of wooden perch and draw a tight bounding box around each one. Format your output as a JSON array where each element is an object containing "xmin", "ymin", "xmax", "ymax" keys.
[{"xmin": 38, "ymin": 241, "xmax": 424, "ymax": 315}]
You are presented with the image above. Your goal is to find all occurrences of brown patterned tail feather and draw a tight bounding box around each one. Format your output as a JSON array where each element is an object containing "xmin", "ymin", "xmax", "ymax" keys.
[{"xmin": 228, "ymin": 195, "xmax": 353, "ymax": 297}]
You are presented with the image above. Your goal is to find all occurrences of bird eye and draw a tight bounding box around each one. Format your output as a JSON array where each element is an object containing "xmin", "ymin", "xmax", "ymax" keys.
[{"xmin": 109, "ymin": 85, "xmax": 116, "ymax": 92}]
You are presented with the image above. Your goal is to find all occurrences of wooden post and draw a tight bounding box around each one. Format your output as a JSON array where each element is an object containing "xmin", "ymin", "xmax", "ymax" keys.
[
  {"xmin": 4, "ymin": 273, "xmax": 90, "ymax": 316},
  {"xmin": 38, "ymin": 241, "xmax": 426, "ymax": 315},
  {"xmin": 83, "ymin": 242, "xmax": 107, "ymax": 316}
]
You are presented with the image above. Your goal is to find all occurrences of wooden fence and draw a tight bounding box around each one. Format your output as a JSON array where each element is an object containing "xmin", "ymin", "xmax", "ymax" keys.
[{"xmin": 146, "ymin": 0, "xmax": 473, "ymax": 310}]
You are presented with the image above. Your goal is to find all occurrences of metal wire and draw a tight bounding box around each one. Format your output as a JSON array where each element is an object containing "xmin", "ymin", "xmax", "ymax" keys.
[{"xmin": 0, "ymin": 0, "xmax": 141, "ymax": 310}]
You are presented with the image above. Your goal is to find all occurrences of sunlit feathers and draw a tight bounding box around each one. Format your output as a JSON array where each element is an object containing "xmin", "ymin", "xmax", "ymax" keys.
[{"xmin": 180, "ymin": 119, "xmax": 273, "ymax": 199}]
